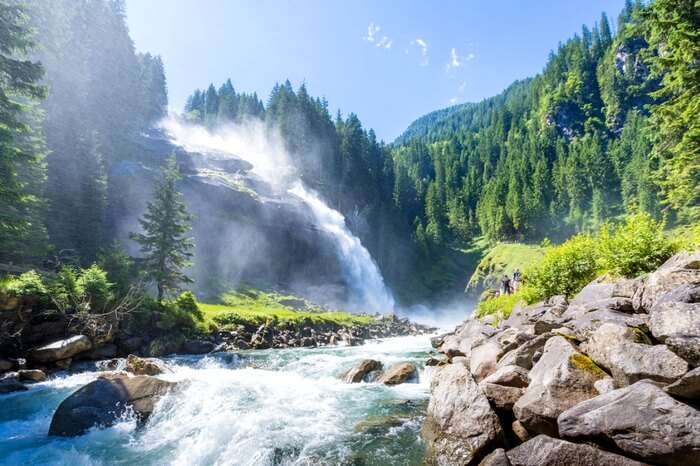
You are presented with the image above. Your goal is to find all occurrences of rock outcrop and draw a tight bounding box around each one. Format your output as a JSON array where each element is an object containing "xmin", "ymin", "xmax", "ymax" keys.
[
  {"xmin": 49, "ymin": 374, "xmax": 176, "ymax": 436},
  {"xmin": 125, "ymin": 354, "xmax": 170, "ymax": 376},
  {"xmin": 28, "ymin": 335, "xmax": 92, "ymax": 363},
  {"xmin": 343, "ymin": 359, "xmax": 383, "ymax": 383},
  {"xmin": 423, "ymin": 251, "xmax": 700, "ymax": 465}
]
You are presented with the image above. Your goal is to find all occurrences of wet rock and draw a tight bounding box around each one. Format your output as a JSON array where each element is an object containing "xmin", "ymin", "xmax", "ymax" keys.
[
  {"xmin": 49, "ymin": 374, "xmax": 176, "ymax": 436},
  {"xmin": 87, "ymin": 343, "xmax": 118, "ymax": 360},
  {"xmin": 18, "ymin": 369, "xmax": 46, "ymax": 383},
  {"xmin": 497, "ymin": 333, "xmax": 552, "ymax": 370},
  {"xmin": 0, "ymin": 373, "xmax": 27, "ymax": 394},
  {"xmin": 664, "ymin": 367, "xmax": 700, "ymax": 400},
  {"xmin": 649, "ymin": 300, "xmax": 700, "ymax": 366},
  {"xmin": 343, "ymin": 359, "xmax": 383, "ymax": 383},
  {"xmin": 379, "ymin": 363, "xmax": 417, "ymax": 385},
  {"xmin": 422, "ymin": 362, "xmax": 503, "ymax": 465},
  {"xmin": 558, "ymin": 380, "xmax": 700, "ymax": 465},
  {"xmin": 55, "ymin": 358, "xmax": 72, "ymax": 370},
  {"xmin": 182, "ymin": 339, "xmax": 215, "ymax": 354},
  {"xmin": 513, "ymin": 337, "xmax": 605, "ymax": 436},
  {"xmin": 640, "ymin": 251, "xmax": 700, "ymax": 311},
  {"xmin": 581, "ymin": 323, "xmax": 688, "ymax": 385},
  {"xmin": 506, "ymin": 434, "xmax": 648, "ymax": 466},
  {"xmin": 125, "ymin": 354, "xmax": 170, "ymax": 376},
  {"xmin": 479, "ymin": 448, "xmax": 511, "ymax": 466},
  {"xmin": 28, "ymin": 335, "xmax": 92, "ymax": 363}
]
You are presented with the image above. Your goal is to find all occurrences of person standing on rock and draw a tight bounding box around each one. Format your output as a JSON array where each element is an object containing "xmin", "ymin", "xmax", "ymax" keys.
[
  {"xmin": 512, "ymin": 269, "xmax": 521, "ymax": 292},
  {"xmin": 501, "ymin": 275, "xmax": 512, "ymax": 296}
]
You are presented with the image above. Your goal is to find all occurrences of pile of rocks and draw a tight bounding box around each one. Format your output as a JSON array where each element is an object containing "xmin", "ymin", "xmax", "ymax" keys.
[{"xmin": 423, "ymin": 251, "xmax": 700, "ymax": 466}]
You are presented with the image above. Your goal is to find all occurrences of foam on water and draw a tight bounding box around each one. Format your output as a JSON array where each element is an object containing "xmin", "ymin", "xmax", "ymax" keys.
[{"xmin": 0, "ymin": 335, "xmax": 433, "ymax": 466}]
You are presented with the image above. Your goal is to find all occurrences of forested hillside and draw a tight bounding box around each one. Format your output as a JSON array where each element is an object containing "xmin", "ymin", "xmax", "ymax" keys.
[{"xmin": 392, "ymin": 0, "xmax": 699, "ymax": 245}]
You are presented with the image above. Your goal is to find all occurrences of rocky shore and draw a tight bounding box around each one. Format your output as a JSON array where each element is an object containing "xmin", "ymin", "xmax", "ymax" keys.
[{"xmin": 423, "ymin": 251, "xmax": 700, "ymax": 465}]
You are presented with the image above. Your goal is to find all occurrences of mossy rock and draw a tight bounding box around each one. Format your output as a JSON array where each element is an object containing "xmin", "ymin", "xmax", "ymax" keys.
[{"xmin": 569, "ymin": 353, "xmax": 608, "ymax": 378}]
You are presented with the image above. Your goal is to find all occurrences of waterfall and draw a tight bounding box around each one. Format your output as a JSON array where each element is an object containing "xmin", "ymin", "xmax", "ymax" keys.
[{"xmin": 289, "ymin": 182, "xmax": 395, "ymax": 313}]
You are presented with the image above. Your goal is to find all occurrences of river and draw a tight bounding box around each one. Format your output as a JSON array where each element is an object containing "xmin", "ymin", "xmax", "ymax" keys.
[{"xmin": 0, "ymin": 335, "xmax": 434, "ymax": 466}]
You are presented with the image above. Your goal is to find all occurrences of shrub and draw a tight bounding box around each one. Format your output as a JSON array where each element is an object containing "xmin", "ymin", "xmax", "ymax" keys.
[
  {"xmin": 97, "ymin": 242, "xmax": 135, "ymax": 297},
  {"xmin": 76, "ymin": 264, "xmax": 114, "ymax": 311},
  {"xmin": 175, "ymin": 291, "xmax": 203, "ymax": 321},
  {"xmin": 48, "ymin": 267, "xmax": 80, "ymax": 309},
  {"xmin": 475, "ymin": 291, "xmax": 524, "ymax": 322},
  {"xmin": 597, "ymin": 213, "xmax": 678, "ymax": 278},
  {"xmin": 2, "ymin": 271, "xmax": 48, "ymax": 301},
  {"xmin": 525, "ymin": 234, "xmax": 600, "ymax": 301}
]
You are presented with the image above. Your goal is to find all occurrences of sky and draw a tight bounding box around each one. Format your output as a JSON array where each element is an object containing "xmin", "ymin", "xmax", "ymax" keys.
[{"xmin": 125, "ymin": 0, "xmax": 627, "ymax": 142}]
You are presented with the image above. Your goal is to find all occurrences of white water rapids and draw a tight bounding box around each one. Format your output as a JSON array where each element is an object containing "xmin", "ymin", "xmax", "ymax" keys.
[{"xmin": 0, "ymin": 335, "xmax": 433, "ymax": 465}]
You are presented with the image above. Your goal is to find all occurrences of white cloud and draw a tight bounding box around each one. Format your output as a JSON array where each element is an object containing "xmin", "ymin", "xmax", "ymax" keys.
[
  {"xmin": 365, "ymin": 23, "xmax": 380, "ymax": 42},
  {"xmin": 376, "ymin": 36, "xmax": 392, "ymax": 49},
  {"xmin": 412, "ymin": 38, "xmax": 429, "ymax": 66},
  {"xmin": 449, "ymin": 81, "xmax": 467, "ymax": 105},
  {"xmin": 446, "ymin": 49, "xmax": 475, "ymax": 71},
  {"xmin": 466, "ymin": 52, "xmax": 476, "ymax": 61}
]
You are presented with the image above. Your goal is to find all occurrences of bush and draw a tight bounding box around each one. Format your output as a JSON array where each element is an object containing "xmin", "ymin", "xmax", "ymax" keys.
[
  {"xmin": 97, "ymin": 242, "xmax": 135, "ymax": 297},
  {"xmin": 48, "ymin": 267, "xmax": 80, "ymax": 309},
  {"xmin": 2, "ymin": 271, "xmax": 48, "ymax": 302},
  {"xmin": 175, "ymin": 291, "xmax": 203, "ymax": 320},
  {"xmin": 76, "ymin": 264, "xmax": 114, "ymax": 311},
  {"xmin": 597, "ymin": 213, "xmax": 678, "ymax": 278},
  {"xmin": 475, "ymin": 292, "xmax": 524, "ymax": 323},
  {"xmin": 525, "ymin": 234, "xmax": 600, "ymax": 301}
]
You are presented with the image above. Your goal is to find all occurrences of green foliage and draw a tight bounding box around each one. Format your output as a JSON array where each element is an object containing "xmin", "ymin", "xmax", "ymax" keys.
[
  {"xmin": 597, "ymin": 212, "xmax": 678, "ymax": 277},
  {"xmin": 467, "ymin": 242, "xmax": 545, "ymax": 292},
  {"xmin": 1, "ymin": 270, "xmax": 48, "ymax": 300},
  {"xmin": 475, "ymin": 292, "xmax": 523, "ymax": 322},
  {"xmin": 175, "ymin": 291, "xmax": 203, "ymax": 320},
  {"xmin": 75, "ymin": 264, "xmax": 114, "ymax": 311},
  {"xmin": 525, "ymin": 234, "xmax": 600, "ymax": 301},
  {"xmin": 130, "ymin": 155, "xmax": 194, "ymax": 301},
  {"xmin": 97, "ymin": 242, "xmax": 136, "ymax": 297}
]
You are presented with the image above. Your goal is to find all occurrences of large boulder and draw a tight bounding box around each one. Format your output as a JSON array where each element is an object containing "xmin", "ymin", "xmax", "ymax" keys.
[
  {"xmin": 478, "ymin": 448, "xmax": 511, "ymax": 466},
  {"xmin": 28, "ymin": 335, "xmax": 92, "ymax": 363},
  {"xmin": 342, "ymin": 359, "xmax": 383, "ymax": 383},
  {"xmin": 18, "ymin": 369, "xmax": 46, "ymax": 383},
  {"xmin": 125, "ymin": 354, "xmax": 170, "ymax": 376},
  {"xmin": 439, "ymin": 319, "xmax": 496, "ymax": 359},
  {"xmin": 379, "ymin": 363, "xmax": 417, "ymax": 385},
  {"xmin": 640, "ymin": 251, "xmax": 700, "ymax": 311},
  {"xmin": 49, "ymin": 374, "xmax": 176, "ymax": 436},
  {"xmin": 513, "ymin": 336, "xmax": 606, "ymax": 436},
  {"xmin": 664, "ymin": 366, "xmax": 700, "ymax": 400},
  {"xmin": 497, "ymin": 333, "xmax": 552, "ymax": 370},
  {"xmin": 581, "ymin": 323, "xmax": 688, "ymax": 385},
  {"xmin": 558, "ymin": 380, "xmax": 700, "ymax": 465},
  {"xmin": 649, "ymin": 298, "xmax": 700, "ymax": 366},
  {"xmin": 506, "ymin": 434, "xmax": 648, "ymax": 466},
  {"xmin": 470, "ymin": 341, "xmax": 503, "ymax": 382},
  {"xmin": 422, "ymin": 362, "xmax": 503, "ymax": 465}
]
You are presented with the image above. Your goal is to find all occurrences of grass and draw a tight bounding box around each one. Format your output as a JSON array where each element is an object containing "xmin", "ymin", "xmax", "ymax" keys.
[
  {"xmin": 467, "ymin": 242, "xmax": 545, "ymax": 292},
  {"xmin": 474, "ymin": 291, "xmax": 524, "ymax": 324},
  {"xmin": 198, "ymin": 288, "xmax": 375, "ymax": 332}
]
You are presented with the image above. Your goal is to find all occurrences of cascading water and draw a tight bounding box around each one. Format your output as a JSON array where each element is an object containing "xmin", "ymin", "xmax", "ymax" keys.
[
  {"xmin": 289, "ymin": 183, "xmax": 395, "ymax": 313},
  {"xmin": 161, "ymin": 117, "xmax": 395, "ymax": 313},
  {"xmin": 0, "ymin": 336, "xmax": 433, "ymax": 465}
]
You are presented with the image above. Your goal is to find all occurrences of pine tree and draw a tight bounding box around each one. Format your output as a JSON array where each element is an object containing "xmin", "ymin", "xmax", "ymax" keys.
[
  {"xmin": 130, "ymin": 155, "xmax": 194, "ymax": 301},
  {"xmin": 0, "ymin": 1, "xmax": 48, "ymax": 263}
]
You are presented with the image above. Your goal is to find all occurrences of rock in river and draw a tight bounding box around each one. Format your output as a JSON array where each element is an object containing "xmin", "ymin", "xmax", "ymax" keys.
[
  {"xmin": 49, "ymin": 374, "xmax": 176, "ymax": 436},
  {"xmin": 343, "ymin": 359, "xmax": 383, "ymax": 383},
  {"xmin": 379, "ymin": 363, "xmax": 417, "ymax": 385}
]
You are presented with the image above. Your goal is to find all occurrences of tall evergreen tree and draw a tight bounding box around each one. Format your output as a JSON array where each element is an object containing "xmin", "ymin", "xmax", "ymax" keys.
[
  {"xmin": 0, "ymin": 0, "xmax": 48, "ymax": 263},
  {"xmin": 130, "ymin": 156, "xmax": 194, "ymax": 301}
]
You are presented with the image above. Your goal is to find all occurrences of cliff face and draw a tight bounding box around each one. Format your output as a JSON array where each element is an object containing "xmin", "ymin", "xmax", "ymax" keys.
[
  {"xmin": 109, "ymin": 129, "xmax": 347, "ymax": 305},
  {"xmin": 424, "ymin": 251, "xmax": 700, "ymax": 465}
]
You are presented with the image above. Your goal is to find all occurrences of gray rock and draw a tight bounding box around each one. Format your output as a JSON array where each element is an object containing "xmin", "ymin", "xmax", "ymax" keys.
[
  {"xmin": 426, "ymin": 355, "xmax": 447, "ymax": 367},
  {"xmin": 28, "ymin": 335, "xmax": 92, "ymax": 363},
  {"xmin": 18, "ymin": 369, "xmax": 46, "ymax": 383},
  {"xmin": 480, "ymin": 382, "xmax": 524, "ymax": 411},
  {"xmin": 569, "ymin": 280, "xmax": 616, "ymax": 307},
  {"xmin": 482, "ymin": 365, "xmax": 529, "ymax": 388},
  {"xmin": 422, "ymin": 362, "xmax": 503, "ymax": 465},
  {"xmin": 513, "ymin": 337, "xmax": 606, "ymax": 436},
  {"xmin": 594, "ymin": 377, "xmax": 617, "ymax": 394},
  {"xmin": 640, "ymin": 251, "xmax": 700, "ymax": 311},
  {"xmin": 343, "ymin": 359, "xmax": 383, "ymax": 383},
  {"xmin": 581, "ymin": 323, "xmax": 688, "ymax": 385},
  {"xmin": 497, "ymin": 333, "xmax": 552, "ymax": 370},
  {"xmin": 0, "ymin": 373, "xmax": 27, "ymax": 394},
  {"xmin": 182, "ymin": 339, "xmax": 215, "ymax": 354},
  {"xmin": 649, "ymin": 300, "xmax": 700, "ymax": 366},
  {"xmin": 567, "ymin": 308, "xmax": 648, "ymax": 341},
  {"xmin": 87, "ymin": 344, "xmax": 118, "ymax": 360},
  {"xmin": 49, "ymin": 374, "xmax": 176, "ymax": 436},
  {"xmin": 496, "ymin": 327, "xmax": 533, "ymax": 354},
  {"xmin": 470, "ymin": 341, "xmax": 503, "ymax": 382},
  {"xmin": 439, "ymin": 319, "xmax": 496, "ymax": 359},
  {"xmin": 664, "ymin": 367, "xmax": 700, "ymax": 400},
  {"xmin": 379, "ymin": 363, "xmax": 417, "ymax": 385},
  {"xmin": 479, "ymin": 448, "xmax": 511, "ymax": 466},
  {"xmin": 125, "ymin": 354, "xmax": 170, "ymax": 376},
  {"xmin": 506, "ymin": 434, "xmax": 649, "ymax": 466},
  {"xmin": 558, "ymin": 380, "xmax": 700, "ymax": 465},
  {"xmin": 511, "ymin": 420, "xmax": 531, "ymax": 443}
]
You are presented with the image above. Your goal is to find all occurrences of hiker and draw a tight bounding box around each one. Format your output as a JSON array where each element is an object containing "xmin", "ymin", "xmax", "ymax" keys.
[
  {"xmin": 512, "ymin": 269, "xmax": 522, "ymax": 292},
  {"xmin": 500, "ymin": 275, "xmax": 512, "ymax": 296}
]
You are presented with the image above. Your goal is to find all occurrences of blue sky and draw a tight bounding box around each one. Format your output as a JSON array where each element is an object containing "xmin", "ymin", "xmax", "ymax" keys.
[{"xmin": 125, "ymin": 0, "xmax": 626, "ymax": 141}]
